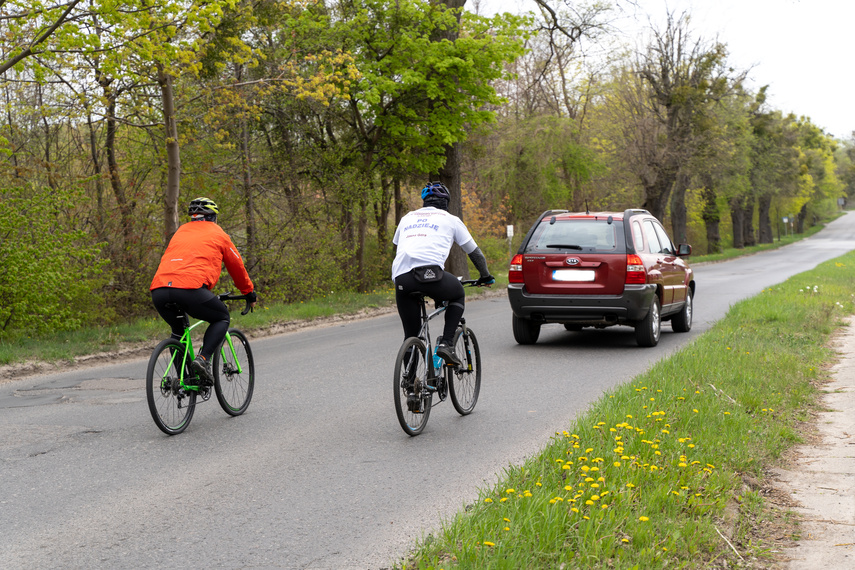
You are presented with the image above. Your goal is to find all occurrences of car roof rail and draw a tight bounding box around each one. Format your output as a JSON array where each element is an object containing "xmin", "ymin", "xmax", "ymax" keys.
[{"xmin": 623, "ymin": 208, "xmax": 650, "ymax": 219}]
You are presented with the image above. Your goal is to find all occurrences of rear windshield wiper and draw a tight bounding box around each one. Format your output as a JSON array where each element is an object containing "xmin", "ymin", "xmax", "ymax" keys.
[{"xmin": 545, "ymin": 244, "xmax": 583, "ymax": 250}]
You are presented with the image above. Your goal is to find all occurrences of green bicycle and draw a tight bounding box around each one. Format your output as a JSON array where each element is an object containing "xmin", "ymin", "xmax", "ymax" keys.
[{"xmin": 146, "ymin": 292, "xmax": 255, "ymax": 435}]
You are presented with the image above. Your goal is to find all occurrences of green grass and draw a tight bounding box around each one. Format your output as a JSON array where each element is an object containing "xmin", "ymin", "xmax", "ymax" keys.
[{"xmin": 398, "ymin": 253, "xmax": 855, "ymax": 569}]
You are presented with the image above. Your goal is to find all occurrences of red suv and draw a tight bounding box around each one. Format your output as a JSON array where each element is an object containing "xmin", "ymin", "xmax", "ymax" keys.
[{"xmin": 507, "ymin": 209, "xmax": 695, "ymax": 347}]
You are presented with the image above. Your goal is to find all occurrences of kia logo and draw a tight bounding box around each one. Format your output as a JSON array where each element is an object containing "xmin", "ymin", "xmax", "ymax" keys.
[{"xmin": 566, "ymin": 258, "xmax": 580, "ymax": 265}]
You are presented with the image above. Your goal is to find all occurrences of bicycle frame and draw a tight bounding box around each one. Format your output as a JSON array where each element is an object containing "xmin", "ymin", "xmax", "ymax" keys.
[
  {"xmin": 411, "ymin": 299, "xmax": 446, "ymax": 385},
  {"xmin": 163, "ymin": 314, "xmax": 243, "ymax": 392}
]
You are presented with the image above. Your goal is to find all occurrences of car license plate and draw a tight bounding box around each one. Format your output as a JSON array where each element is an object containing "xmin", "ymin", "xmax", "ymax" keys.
[{"xmin": 552, "ymin": 269, "xmax": 595, "ymax": 282}]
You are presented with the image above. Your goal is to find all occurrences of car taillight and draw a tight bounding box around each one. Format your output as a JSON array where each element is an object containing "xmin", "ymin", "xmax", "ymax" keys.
[
  {"xmin": 626, "ymin": 254, "xmax": 646, "ymax": 284},
  {"xmin": 509, "ymin": 254, "xmax": 524, "ymax": 283}
]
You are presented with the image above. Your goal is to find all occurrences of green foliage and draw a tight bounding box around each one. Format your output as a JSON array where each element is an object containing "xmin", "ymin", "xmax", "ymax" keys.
[
  {"xmin": 1, "ymin": 0, "xmax": 850, "ymax": 330},
  {"xmin": 479, "ymin": 115, "xmax": 602, "ymax": 224},
  {"xmin": 0, "ymin": 186, "xmax": 107, "ymax": 337}
]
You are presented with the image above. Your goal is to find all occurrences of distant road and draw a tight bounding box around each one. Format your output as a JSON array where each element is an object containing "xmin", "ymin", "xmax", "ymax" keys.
[{"xmin": 2, "ymin": 212, "xmax": 854, "ymax": 569}]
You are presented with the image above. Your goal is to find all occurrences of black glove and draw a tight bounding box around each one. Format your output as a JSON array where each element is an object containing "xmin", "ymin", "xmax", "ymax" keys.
[
  {"xmin": 476, "ymin": 275, "xmax": 495, "ymax": 286},
  {"xmin": 246, "ymin": 291, "xmax": 258, "ymax": 303}
]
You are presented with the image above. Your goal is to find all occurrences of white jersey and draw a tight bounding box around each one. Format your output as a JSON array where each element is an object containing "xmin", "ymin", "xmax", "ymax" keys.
[{"xmin": 391, "ymin": 207, "xmax": 477, "ymax": 279}]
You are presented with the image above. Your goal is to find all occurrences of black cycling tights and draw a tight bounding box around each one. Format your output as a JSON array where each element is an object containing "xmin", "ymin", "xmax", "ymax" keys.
[
  {"xmin": 151, "ymin": 287, "xmax": 230, "ymax": 360},
  {"xmin": 395, "ymin": 271, "xmax": 465, "ymax": 344}
]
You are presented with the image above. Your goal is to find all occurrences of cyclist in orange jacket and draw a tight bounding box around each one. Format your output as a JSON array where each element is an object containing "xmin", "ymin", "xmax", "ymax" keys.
[{"xmin": 150, "ymin": 197, "xmax": 257, "ymax": 384}]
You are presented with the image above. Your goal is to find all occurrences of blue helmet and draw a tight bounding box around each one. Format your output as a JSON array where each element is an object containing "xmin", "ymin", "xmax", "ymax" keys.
[{"xmin": 421, "ymin": 181, "xmax": 451, "ymax": 201}]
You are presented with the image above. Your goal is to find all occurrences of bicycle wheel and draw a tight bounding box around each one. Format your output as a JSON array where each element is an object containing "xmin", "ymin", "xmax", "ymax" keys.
[
  {"xmin": 393, "ymin": 337, "xmax": 432, "ymax": 436},
  {"xmin": 213, "ymin": 329, "xmax": 255, "ymax": 416},
  {"xmin": 449, "ymin": 327, "xmax": 481, "ymax": 415},
  {"xmin": 146, "ymin": 339, "xmax": 196, "ymax": 435}
]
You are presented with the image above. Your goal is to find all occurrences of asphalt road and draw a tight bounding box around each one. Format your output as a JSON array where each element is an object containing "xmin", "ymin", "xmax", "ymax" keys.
[{"xmin": 3, "ymin": 213, "xmax": 855, "ymax": 569}]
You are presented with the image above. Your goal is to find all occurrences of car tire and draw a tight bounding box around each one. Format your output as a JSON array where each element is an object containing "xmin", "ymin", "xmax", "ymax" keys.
[
  {"xmin": 512, "ymin": 314, "xmax": 541, "ymax": 345},
  {"xmin": 671, "ymin": 290, "xmax": 693, "ymax": 333},
  {"xmin": 563, "ymin": 323, "xmax": 582, "ymax": 331},
  {"xmin": 635, "ymin": 296, "xmax": 661, "ymax": 347}
]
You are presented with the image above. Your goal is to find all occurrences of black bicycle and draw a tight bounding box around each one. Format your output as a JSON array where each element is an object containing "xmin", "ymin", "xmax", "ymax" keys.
[
  {"xmin": 393, "ymin": 280, "xmax": 483, "ymax": 436},
  {"xmin": 146, "ymin": 292, "xmax": 255, "ymax": 435}
]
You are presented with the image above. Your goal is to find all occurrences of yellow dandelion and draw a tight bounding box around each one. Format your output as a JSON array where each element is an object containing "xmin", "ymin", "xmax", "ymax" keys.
[
  {"xmin": 484, "ymin": 498, "xmax": 493, "ymax": 503},
  {"xmin": 639, "ymin": 516, "xmax": 649, "ymax": 522},
  {"xmin": 483, "ymin": 541, "xmax": 495, "ymax": 547}
]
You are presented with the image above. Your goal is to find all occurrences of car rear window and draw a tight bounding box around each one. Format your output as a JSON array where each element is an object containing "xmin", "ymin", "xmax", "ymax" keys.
[{"xmin": 527, "ymin": 219, "xmax": 623, "ymax": 253}]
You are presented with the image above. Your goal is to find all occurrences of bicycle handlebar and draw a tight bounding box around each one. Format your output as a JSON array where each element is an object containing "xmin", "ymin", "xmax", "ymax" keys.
[{"xmin": 218, "ymin": 292, "xmax": 255, "ymax": 315}]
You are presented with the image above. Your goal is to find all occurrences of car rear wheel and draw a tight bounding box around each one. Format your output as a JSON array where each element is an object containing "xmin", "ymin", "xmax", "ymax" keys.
[
  {"xmin": 671, "ymin": 290, "xmax": 693, "ymax": 332},
  {"xmin": 635, "ymin": 296, "xmax": 661, "ymax": 347},
  {"xmin": 512, "ymin": 314, "xmax": 541, "ymax": 345}
]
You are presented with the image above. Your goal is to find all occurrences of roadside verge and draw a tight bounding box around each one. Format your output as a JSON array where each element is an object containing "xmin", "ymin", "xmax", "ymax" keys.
[{"xmin": 774, "ymin": 317, "xmax": 855, "ymax": 568}]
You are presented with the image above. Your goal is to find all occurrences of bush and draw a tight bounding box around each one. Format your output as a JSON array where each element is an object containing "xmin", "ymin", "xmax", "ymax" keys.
[{"xmin": 0, "ymin": 186, "xmax": 107, "ymax": 337}]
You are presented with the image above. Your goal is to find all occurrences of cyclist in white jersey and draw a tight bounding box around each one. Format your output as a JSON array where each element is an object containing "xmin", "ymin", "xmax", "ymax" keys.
[{"xmin": 391, "ymin": 182, "xmax": 495, "ymax": 365}]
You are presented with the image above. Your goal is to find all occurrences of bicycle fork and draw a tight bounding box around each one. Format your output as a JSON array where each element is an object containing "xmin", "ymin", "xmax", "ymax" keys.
[
  {"xmin": 220, "ymin": 332, "xmax": 243, "ymax": 377},
  {"xmin": 457, "ymin": 319, "xmax": 474, "ymax": 373}
]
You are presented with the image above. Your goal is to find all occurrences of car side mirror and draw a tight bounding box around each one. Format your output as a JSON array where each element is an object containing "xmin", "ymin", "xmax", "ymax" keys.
[{"xmin": 677, "ymin": 244, "xmax": 692, "ymax": 256}]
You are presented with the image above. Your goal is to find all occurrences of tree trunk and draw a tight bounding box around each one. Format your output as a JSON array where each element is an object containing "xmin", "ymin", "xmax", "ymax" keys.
[
  {"xmin": 394, "ymin": 178, "xmax": 405, "ymax": 225},
  {"xmin": 730, "ymin": 197, "xmax": 745, "ymax": 248},
  {"xmin": 797, "ymin": 204, "xmax": 807, "ymax": 233},
  {"xmin": 757, "ymin": 193, "xmax": 773, "ymax": 244},
  {"xmin": 158, "ymin": 64, "xmax": 181, "ymax": 244},
  {"xmin": 669, "ymin": 170, "xmax": 689, "ymax": 244},
  {"xmin": 642, "ymin": 173, "xmax": 673, "ymax": 224},
  {"xmin": 700, "ymin": 183, "xmax": 721, "ymax": 254},
  {"xmin": 437, "ymin": 143, "xmax": 470, "ymax": 278},
  {"xmin": 434, "ymin": 0, "xmax": 469, "ymax": 278},
  {"xmin": 743, "ymin": 199, "xmax": 756, "ymax": 246},
  {"xmin": 240, "ymin": 114, "xmax": 257, "ymax": 271},
  {"xmin": 374, "ymin": 176, "xmax": 392, "ymax": 252},
  {"xmin": 86, "ymin": 112, "xmax": 106, "ymax": 243},
  {"xmin": 357, "ymin": 197, "xmax": 369, "ymax": 291}
]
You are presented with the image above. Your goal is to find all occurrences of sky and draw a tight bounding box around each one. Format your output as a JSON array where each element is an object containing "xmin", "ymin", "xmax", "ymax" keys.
[{"xmin": 475, "ymin": 0, "xmax": 855, "ymax": 140}]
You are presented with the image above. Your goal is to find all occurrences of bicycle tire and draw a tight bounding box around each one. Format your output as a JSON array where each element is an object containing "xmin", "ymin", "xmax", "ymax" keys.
[
  {"xmin": 146, "ymin": 339, "xmax": 196, "ymax": 435},
  {"xmin": 449, "ymin": 327, "xmax": 481, "ymax": 415},
  {"xmin": 213, "ymin": 329, "xmax": 255, "ymax": 416},
  {"xmin": 393, "ymin": 337, "xmax": 432, "ymax": 436}
]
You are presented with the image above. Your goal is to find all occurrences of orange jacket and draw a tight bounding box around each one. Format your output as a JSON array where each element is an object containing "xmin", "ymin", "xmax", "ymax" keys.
[{"xmin": 150, "ymin": 221, "xmax": 254, "ymax": 294}]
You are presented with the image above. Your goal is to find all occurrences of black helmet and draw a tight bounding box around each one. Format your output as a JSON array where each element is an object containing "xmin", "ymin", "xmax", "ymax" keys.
[
  {"xmin": 188, "ymin": 197, "xmax": 219, "ymax": 220},
  {"xmin": 421, "ymin": 182, "xmax": 451, "ymax": 201}
]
